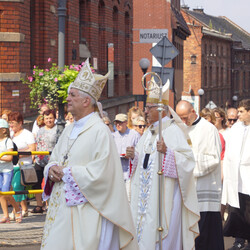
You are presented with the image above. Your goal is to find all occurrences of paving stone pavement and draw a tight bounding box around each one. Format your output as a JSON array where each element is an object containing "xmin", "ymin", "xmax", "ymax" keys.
[
  {"xmin": 0, "ymin": 200, "xmax": 45, "ymax": 248},
  {"xmin": 0, "ymin": 200, "xmax": 235, "ymax": 249}
]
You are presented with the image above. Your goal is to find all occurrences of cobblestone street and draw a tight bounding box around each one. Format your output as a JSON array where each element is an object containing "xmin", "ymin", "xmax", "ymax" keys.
[
  {"xmin": 0, "ymin": 200, "xmax": 235, "ymax": 249},
  {"xmin": 0, "ymin": 200, "xmax": 45, "ymax": 249}
]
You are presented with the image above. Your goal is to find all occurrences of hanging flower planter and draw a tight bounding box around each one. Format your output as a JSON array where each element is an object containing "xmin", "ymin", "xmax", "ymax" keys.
[{"xmin": 22, "ymin": 58, "xmax": 95, "ymax": 109}]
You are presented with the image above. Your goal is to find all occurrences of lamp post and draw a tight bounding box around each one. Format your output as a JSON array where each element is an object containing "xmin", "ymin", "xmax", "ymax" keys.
[
  {"xmin": 232, "ymin": 95, "xmax": 238, "ymax": 107},
  {"xmin": 139, "ymin": 58, "xmax": 150, "ymax": 108},
  {"xmin": 198, "ymin": 88, "xmax": 204, "ymax": 111},
  {"xmin": 56, "ymin": 0, "xmax": 67, "ymax": 141}
]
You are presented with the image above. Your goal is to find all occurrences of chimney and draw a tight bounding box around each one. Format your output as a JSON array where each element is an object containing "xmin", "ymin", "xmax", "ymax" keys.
[
  {"xmin": 193, "ymin": 8, "xmax": 204, "ymax": 13},
  {"xmin": 181, "ymin": 5, "xmax": 189, "ymax": 10}
]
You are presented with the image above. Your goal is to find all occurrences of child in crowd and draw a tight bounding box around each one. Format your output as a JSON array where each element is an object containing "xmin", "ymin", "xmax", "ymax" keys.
[{"xmin": 0, "ymin": 119, "xmax": 22, "ymax": 223}]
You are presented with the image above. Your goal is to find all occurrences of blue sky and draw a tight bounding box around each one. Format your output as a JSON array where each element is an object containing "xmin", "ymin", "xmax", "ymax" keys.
[{"xmin": 181, "ymin": 0, "xmax": 250, "ymax": 33}]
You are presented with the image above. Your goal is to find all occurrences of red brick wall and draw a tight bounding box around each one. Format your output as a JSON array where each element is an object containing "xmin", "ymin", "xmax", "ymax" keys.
[
  {"xmin": 182, "ymin": 9, "xmax": 232, "ymax": 109},
  {"xmin": 0, "ymin": 0, "xmax": 133, "ymax": 117},
  {"xmin": 133, "ymin": 0, "xmax": 174, "ymax": 107}
]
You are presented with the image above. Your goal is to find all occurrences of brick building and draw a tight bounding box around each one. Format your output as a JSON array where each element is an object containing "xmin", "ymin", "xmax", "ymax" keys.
[
  {"xmin": 181, "ymin": 7, "xmax": 250, "ymax": 110},
  {"xmin": 0, "ymin": 0, "xmax": 133, "ymax": 119},
  {"xmin": 133, "ymin": 0, "xmax": 190, "ymax": 108}
]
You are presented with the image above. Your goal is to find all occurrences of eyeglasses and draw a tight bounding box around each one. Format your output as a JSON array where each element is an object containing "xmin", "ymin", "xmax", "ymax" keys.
[
  {"xmin": 145, "ymin": 105, "xmax": 158, "ymax": 111},
  {"xmin": 136, "ymin": 125, "xmax": 146, "ymax": 129},
  {"xmin": 115, "ymin": 121, "xmax": 126, "ymax": 126},
  {"xmin": 228, "ymin": 118, "xmax": 237, "ymax": 122}
]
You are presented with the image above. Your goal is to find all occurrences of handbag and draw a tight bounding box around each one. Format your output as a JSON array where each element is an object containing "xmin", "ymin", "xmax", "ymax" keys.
[{"xmin": 20, "ymin": 163, "xmax": 38, "ymax": 186}]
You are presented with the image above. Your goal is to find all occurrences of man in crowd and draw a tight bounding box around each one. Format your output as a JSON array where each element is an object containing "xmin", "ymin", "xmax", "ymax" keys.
[
  {"xmin": 222, "ymin": 99, "xmax": 250, "ymax": 250},
  {"xmin": 41, "ymin": 59, "xmax": 138, "ymax": 250},
  {"xmin": 223, "ymin": 107, "xmax": 238, "ymax": 143},
  {"xmin": 113, "ymin": 113, "xmax": 140, "ymax": 181},
  {"xmin": 127, "ymin": 80, "xmax": 199, "ymax": 250},
  {"xmin": 176, "ymin": 100, "xmax": 224, "ymax": 250},
  {"xmin": 226, "ymin": 107, "xmax": 238, "ymax": 128}
]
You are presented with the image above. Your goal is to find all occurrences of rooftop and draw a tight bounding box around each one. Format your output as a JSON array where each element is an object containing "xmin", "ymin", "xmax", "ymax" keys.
[{"xmin": 182, "ymin": 7, "xmax": 250, "ymax": 49}]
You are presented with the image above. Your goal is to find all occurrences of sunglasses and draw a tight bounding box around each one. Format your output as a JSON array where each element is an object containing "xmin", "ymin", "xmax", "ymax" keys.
[
  {"xmin": 136, "ymin": 125, "xmax": 146, "ymax": 129},
  {"xmin": 228, "ymin": 118, "xmax": 237, "ymax": 122}
]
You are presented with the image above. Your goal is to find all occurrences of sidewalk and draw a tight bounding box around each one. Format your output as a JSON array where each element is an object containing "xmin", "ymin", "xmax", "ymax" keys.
[
  {"xmin": 0, "ymin": 199, "xmax": 45, "ymax": 248},
  {"xmin": 0, "ymin": 199, "xmax": 235, "ymax": 249}
]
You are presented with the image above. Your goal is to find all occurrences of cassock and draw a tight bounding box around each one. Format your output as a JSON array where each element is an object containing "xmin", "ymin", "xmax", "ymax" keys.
[
  {"xmin": 222, "ymin": 121, "xmax": 250, "ymax": 207},
  {"xmin": 41, "ymin": 112, "xmax": 138, "ymax": 250},
  {"xmin": 222, "ymin": 121, "xmax": 250, "ymax": 240},
  {"xmin": 186, "ymin": 116, "xmax": 224, "ymax": 250},
  {"xmin": 186, "ymin": 117, "xmax": 222, "ymax": 212},
  {"xmin": 130, "ymin": 117, "xmax": 200, "ymax": 250}
]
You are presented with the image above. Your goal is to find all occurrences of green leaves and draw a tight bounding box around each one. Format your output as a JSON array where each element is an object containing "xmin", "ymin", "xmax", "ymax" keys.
[{"xmin": 22, "ymin": 62, "xmax": 80, "ymax": 109}]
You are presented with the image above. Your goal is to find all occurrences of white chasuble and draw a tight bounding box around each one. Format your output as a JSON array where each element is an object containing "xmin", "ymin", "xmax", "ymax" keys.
[
  {"xmin": 41, "ymin": 112, "xmax": 138, "ymax": 250},
  {"xmin": 130, "ymin": 119, "xmax": 200, "ymax": 250}
]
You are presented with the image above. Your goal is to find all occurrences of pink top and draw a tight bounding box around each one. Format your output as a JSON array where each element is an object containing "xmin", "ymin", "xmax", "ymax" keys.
[
  {"xmin": 129, "ymin": 148, "xmax": 177, "ymax": 178},
  {"xmin": 219, "ymin": 133, "xmax": 225, "ymax": 160}
]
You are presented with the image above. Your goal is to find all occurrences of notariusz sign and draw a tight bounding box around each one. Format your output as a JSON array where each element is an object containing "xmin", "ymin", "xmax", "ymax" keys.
[{"xmin": 139, "ymin": 29, "xmax": 168, "ymax": 43}]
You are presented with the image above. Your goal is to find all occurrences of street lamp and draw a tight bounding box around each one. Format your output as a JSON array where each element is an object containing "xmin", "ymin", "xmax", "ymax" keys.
[
  {"xmin": 198, "ymin": 88, "xmax": 204, "ymax": 110},
  {"xmin": 56, "ymin": 0, "xmax": 67, "ymax": 141},
  {"xmin": 232, "ymin": 95, "xmax": 238, "ymax": 102},
  {"xmin": 139, "ymin": 58, "xmax": 150, "ymax": 108},
  {"xmin": 232, "ymin": 95, "xmax": 238, "ymax": 108}
]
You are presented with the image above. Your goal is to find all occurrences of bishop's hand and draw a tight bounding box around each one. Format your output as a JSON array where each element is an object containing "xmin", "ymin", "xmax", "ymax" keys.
[
  {"xmin": 157, "ymin": 138, "xmax": 167, "ymax": 154},
  {"xmin": 126, "ymin": 146, "xmax": 135, "ymax": 159},
  {"xmin": 49, "ymin": 165, "xmax": 64, "ymax": 182}
]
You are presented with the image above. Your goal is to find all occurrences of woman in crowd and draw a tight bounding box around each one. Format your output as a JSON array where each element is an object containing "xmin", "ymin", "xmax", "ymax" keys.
[
  {"xmin": 36, "ymin": 114, "xmax": 45, "ymax": 129},
  {"xmin": 31, "ymin": 109, "xmax": 57, "ymax": 213},
  {"xmin": 65, "ymin": 112, "xmax": 74, "ymax": 126},
  {"xmin": 213, "ymin": 107, "xmax": 227, "ymax": 134},
  {"xmin": 133, "ymin": 116, "xmax": 146, "ymax": 136},
  {"xmin": 32, "ymin": 104, "xmax": 49, "ymax": 139},
  {"xmin": 1, "ymin": 110, "xmax": 12, "ymax": 122},
  {"xmin": 200, "ymin": 108, "xmax": 216, "ymax": 124},
  {"xmin": 0, "ymin": 119, "xmax": 22, "ymax": 223},
  {"xmin": 8, "ymin": 112, "xmax": 36, "ymax": 219},
  {"xmin": 127, "ymin": 106, "xmax": 144, "ymax": 129},
  {"xmin": 102, "ymin": 116, "xmax": 115, "ymax": 132}
]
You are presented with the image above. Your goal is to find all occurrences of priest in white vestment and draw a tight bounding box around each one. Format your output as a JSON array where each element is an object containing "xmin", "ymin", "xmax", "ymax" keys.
[
  {"xmin": 222, "ymin": 99, "xmax": 250, "ymax": 248},
  {"xmin": 41, "ymin": 59, "xmax": 138, "ymax": 250},
  {"xmin": 128, "ymin": 79, "xmax": 200, "ymax": 250},
  {"xmin": 176, "ymin": 100, "xmax": 224, "ymax": 250}
]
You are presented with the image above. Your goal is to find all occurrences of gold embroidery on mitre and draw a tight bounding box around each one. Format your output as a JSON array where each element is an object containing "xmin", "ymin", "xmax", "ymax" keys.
[
  {"xmin": 146, "ymin": 77, "xmax": 170, "ymax": 105},
  {"xmin": 70, "ymin": 58, "xmax": 110, "ymax": 101}
]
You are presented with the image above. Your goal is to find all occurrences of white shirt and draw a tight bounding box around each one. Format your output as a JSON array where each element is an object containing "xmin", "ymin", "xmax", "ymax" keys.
[
  {"xmin": 70, "ymin": 112, "xmax": 94, "ymax": 139},
  {"xmin": 0, "ymin": 138, "xmax": 14, "ymax": 172},
  {"xmin": 12, "ymin": 129, "xmax": 35, "ymax": 165}
]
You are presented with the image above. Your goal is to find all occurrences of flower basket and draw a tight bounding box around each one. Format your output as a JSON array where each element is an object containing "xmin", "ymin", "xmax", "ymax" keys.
[{"xmin": 22, "ymin": 58, "xmax": 94, "ymax": 109}]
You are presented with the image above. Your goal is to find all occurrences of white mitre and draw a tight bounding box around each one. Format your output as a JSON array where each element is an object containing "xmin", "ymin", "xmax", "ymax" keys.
[
  {"xmin": 68, "ymin": 58, "xmax": 110, "ymax": 101},
  {"xmin": 146, "ymin": 77, "xmax": 192, "ymax": 145},
  {"xmin": 146, "ymin": 77, "xmax": 170, "ymax": 105}
]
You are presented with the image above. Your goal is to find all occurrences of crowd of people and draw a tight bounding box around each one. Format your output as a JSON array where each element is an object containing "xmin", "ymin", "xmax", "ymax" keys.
[
  {"xmin": 0, "ymin": 106, "xmax": 74, "ymax": 223},
  {"xmin": 0, "ymin": 59, "xmax": 249, "ymax": 250}
]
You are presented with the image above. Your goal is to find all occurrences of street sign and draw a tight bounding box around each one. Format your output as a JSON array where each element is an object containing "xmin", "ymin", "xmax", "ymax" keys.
[
  {"xmin": 139, "ymin": 29, "xmax": 168, "ymax": 43},
  {"xmin": 150, "ymin": 36, "xmax": 179, "ymax": 66},
  {"xmin": 151, "ymin": 66, "xmax": 174, "ymax": 89}
]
